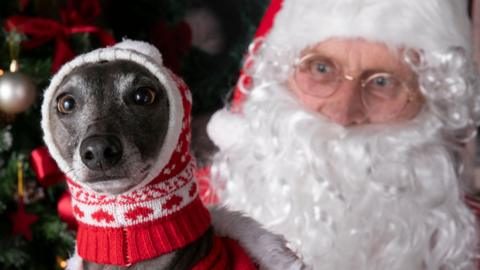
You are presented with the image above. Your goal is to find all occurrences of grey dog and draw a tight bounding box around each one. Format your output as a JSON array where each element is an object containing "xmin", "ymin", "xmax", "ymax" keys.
[{"xmin": 50, "ymin": 60, "xmax": 214, "ymax": 269}]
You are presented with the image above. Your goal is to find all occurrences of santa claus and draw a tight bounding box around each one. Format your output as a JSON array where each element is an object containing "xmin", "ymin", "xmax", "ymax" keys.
[{"xmin": 206, "ymin": 0, "xmax": 480, "ymax": 269}]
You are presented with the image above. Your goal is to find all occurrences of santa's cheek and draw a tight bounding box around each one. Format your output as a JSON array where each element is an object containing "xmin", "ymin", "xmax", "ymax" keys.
[
  {"xmin": 292, "ymin": 92, "xmax": 325, "ymax": 113},
  {"xmin": 372, "ymin": 97, "xmax": 424, "ymax": 124}
]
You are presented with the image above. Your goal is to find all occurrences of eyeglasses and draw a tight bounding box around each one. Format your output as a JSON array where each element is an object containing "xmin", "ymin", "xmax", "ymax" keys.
[{"xmin": 293, "ymin": 54, "xmax": 416, "ymax": 118}]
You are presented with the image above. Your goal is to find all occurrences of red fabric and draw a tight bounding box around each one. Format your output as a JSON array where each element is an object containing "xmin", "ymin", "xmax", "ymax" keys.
[
  {"xmin": 76, "ymin": 198, "xmax": 211, "ymax": 266},
  {"xmin": 192, "ymin": 237, "xmax": 257, "ymax": 270},
  {"xmin": 231, "ymin": 0, "xmax": 284, "ymax": 111},
  {"xmin": 223, "ymin": 238, "xmax": 258, "ymax": 270},
  {"xmin": 4, "ymin": 0, "xmax": 115, "ymax": 73},
  {"xmin": 255, "ymin": 0, "xmax": 284, "ymax": 38},
  {"xmin": 197, "ymin": 166, "xmax": 219, "ymax": 205},
  {"xmin": 31, "ymin": 147, "xmax": 78, "ymax": 229},
  {"xmin": 31, "ymin": 147, "xmax": 65, "ymax": 187},
  {"xmin": 465, "ymin": 195, "xmax": 480, "ymax": 217},
  {"xmin": 57, "ymin": 191, "xmax": 77, "ymax": 230},
  {"xmin": 62, "ymin": 0, "xmax": 102, "ymax": 26}
]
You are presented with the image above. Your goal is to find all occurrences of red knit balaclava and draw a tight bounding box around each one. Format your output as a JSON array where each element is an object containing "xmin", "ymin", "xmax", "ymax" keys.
[{"xmin": 41, "ymin": 40, "xmax": 211, "ymax": 266}]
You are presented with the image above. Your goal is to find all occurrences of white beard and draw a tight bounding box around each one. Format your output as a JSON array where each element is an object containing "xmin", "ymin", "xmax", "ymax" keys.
[{"xmin": 208, "ymin": 83, "xmax": 478, "ymax": 270}]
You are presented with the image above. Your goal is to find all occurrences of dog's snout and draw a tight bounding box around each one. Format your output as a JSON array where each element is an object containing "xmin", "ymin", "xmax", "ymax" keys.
[{"xmin": 80, "ymin": 135, "xmax": 123, "ymax": 171}]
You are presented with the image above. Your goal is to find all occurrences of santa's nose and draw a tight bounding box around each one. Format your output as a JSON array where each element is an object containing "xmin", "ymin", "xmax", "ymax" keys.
[
  {"xmin": 319, "ymin": 82, "xmax": 367, "ymax": 126},
  {"xmin": 80, "ymin": 135, "xmax": 123, "ymax": 170}
]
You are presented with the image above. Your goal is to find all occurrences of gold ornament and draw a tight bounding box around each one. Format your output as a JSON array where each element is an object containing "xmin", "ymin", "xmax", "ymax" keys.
[
  {"xmin": 0, "ymin": 68, "xmax": 16, "ymax": 128},
  {"xmin": 0, "ymin": 32, "xmax": 36, "ymax": 115},
  {"xmin": 0, "ymin": 60, "xmax": 37, "ymax": 114}
]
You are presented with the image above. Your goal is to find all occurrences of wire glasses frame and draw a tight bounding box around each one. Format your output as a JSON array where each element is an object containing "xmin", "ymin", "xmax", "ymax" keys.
[{"xmin": 293, "ymin": 53, "xmax": 416, "ymax": 118}]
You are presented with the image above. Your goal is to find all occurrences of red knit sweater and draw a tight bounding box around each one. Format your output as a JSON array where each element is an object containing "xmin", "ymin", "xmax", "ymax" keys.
[{"xmin": 69, "ymin": 159, "xmax": 213, "ymax": 266}]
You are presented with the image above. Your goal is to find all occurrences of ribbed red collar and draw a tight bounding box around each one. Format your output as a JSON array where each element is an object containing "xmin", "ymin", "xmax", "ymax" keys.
[{"xmin": 67, "ymin": 158, "xmax": 212, "ymax": 266}]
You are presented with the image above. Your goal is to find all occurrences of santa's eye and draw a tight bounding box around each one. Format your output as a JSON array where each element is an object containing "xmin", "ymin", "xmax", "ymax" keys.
[
  {"xmin": 306, "ymin": 58, "xmax": 338, "ymax": 83},
  {"xmin": 314, "ymin": 62, "xmax": 332, "ymax": 74},
  {"xmin": 57, "ymin": 94, "xmax": 76, "ymax": 114},
  {"xmin": 372, "ymin": 76, "xmax": 392, "ymax": 87},
  {"xmin": 132, "ymin": 87, "xmax": 156, "ymax": 105},
  {"xmin": 363, "ymin": 73, "xmax": 402, "ymax": 100}
]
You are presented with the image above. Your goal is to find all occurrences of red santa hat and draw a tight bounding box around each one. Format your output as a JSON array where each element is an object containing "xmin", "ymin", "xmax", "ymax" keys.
[
  {"xmin": 268, "ymin": 0, "xmax": 470, "ymax": 53},
  {"xmin": 232, "ymin": 0, "xmax": 472, "ymax": 108}
]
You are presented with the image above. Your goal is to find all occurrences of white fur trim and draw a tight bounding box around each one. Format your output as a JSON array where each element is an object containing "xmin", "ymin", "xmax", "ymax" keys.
[
  {"xmin": 41, "ymin": 40, "xmax": 183, "ymax": 192},
  {"xmin": 207, "ymin": 109, "xmax": 247, "ymax": 150},
  {"xmin": 268, "ymin": 0, "xmax": 471, "ymax": 54},
  {"xmin": 115, "ymin": 39, "xmax": 163, "ymax": 65},
  {"xmin": 209, "ymin": 205, "xmax": 309, "ymax": 270}
]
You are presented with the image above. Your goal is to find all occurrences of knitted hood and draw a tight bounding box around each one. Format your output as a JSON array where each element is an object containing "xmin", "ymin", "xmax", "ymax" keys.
[{"xmin": 41, "ymin": 40, "xmax": 211, "ymax": 266}]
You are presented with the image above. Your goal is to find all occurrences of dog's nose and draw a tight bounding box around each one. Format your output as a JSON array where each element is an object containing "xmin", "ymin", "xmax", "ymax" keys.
[{"xmin": 80, "ymin": 135, "xmax": 123, "ymax": 171}]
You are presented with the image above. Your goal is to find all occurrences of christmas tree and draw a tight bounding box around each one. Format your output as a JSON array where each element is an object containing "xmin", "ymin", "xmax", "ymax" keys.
[{"xmin": 0, "ymin": 0, "xmax": 268, "ymax": 269}]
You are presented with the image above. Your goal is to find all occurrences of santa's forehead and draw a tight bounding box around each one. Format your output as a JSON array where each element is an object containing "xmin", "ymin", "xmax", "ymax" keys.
[{"xmin": 299, "ymin": 38, "xmax": 414, "ymax": 73}]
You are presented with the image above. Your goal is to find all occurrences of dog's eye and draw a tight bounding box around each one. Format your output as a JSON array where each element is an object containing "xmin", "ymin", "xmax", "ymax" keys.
[
  {"xmin": 57, "ymin": 94, "xmax": 76, "ymax": 114},
  {"xmin": 133, "ymin": 87, "xmax": 156, "ymax": 105}
]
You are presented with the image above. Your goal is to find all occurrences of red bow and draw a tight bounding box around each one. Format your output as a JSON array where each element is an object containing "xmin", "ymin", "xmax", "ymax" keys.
[
  {"xmin": 31, "ymin": 147, "xmax": 77, "ymax": 229},
  {"xmin": 31, "ymin": 147, "xmax": 65, "ymax": 187},
  {"xmin": 4, "ymin": 0, "xmax": 115, "ymax": 73}
]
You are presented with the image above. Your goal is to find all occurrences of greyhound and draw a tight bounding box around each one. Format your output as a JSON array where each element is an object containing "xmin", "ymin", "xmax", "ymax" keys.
[{"xmin": 41, "ymin": 40, "xmax": 306, "ymax": 270}]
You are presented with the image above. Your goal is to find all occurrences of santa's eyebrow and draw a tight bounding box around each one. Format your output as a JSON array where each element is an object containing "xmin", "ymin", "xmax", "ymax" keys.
[{"xmin": 359, "ymin": 65, "xmax": 411, "ymax": 81}]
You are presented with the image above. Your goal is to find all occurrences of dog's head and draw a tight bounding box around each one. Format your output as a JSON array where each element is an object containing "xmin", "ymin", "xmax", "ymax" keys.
[{"xmin": 41, "ymin": 40, "xmax": 189, "ymax": 195}]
